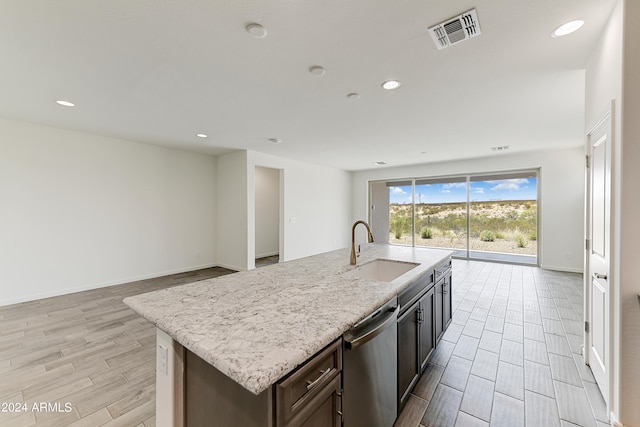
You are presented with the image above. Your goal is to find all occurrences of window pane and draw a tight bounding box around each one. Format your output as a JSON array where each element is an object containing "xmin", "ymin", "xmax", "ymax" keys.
[
  {"xmin": 414, "ymin": 180, "xmax": 467, "ymax": 256},
  {"xmin": 388, "ymin": 183, "xmax": 413, "ymax": 246},
  {"xmin": 469, "ymin": 174, "xmax": 537, "ymax": 263}
]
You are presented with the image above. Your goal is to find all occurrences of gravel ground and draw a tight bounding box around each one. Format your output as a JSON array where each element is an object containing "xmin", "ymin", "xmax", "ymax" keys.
[{"xmin": 389, "ymin": 234, "xmax": 537, "ymax": 256}]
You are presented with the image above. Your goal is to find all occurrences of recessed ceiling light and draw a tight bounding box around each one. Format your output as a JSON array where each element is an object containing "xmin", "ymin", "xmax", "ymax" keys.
[
  {"xmin": 196, "ymin": 133, "xmax": 208, "ymax": 138},
  {"xmin": 372, "ymin": 161, "xmax": 387, "ymax": 166},
  {"xmin": 309, "ymin": 66, "xmax": 326, "ymax": 76},
  {"xmin": 347, "ymin": 93, "xmax": 360, "ymax": 100},
  {"xmin": 245, "ymin": 23, "xmax": 267, "ymax": 38},
  {"xmin": 56, "ymin": 100, "xmax": 75, "ymax": 107},
  {"xmin": 552, "ymin": 20, "xmax": 584, "ymax": 37},
  {"xmin": 381, "ymin": 80, "xmax": 401, "ymax": 90},
  {"xmin": 268, "ymin": 138, "xmax": 282, "ymax": 144}
]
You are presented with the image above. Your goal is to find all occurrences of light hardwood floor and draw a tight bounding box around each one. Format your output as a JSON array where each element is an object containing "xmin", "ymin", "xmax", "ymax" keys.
[
  {"xmin": 0, "ymin": 268, "xmax": 234, "ymax": 427},
  {"xmin": 1, "ymin": 261, "xmax": 607, "ymax": 426}
]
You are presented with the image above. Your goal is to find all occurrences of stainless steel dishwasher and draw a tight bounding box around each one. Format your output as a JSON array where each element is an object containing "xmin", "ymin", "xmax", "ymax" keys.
[{"xmin": 342, "ymin": 297, "xmax": 398, "ymax": 427}]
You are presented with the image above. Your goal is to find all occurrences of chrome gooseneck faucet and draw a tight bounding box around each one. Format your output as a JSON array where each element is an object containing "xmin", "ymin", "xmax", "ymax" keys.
[{"xmin": 350, "ymin": 220, "xmax": 374, "ymax": 265}]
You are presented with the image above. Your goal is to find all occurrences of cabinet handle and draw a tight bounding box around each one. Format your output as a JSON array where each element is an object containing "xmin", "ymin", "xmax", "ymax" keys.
[
  {"xmin": 306, "ymin": 367, "xmax": 333, "ymax": 390},
  {"xmin": 442, "ymin": 284, "xmax": 448, "ymax": 294}
]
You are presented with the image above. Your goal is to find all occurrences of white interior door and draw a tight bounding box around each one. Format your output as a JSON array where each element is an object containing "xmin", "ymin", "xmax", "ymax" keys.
[{"xmin": 586, "ymin": 106, "xmax": 612, "ymax": 407}]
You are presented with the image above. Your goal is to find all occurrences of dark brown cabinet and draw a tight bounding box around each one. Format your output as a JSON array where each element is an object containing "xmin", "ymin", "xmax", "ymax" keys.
[
  {"xmin": 184, "ymin": 339, "xmax": 342, "ymax": 427},
  {"xmin": 397, "ymin": 302, "xmax": 419, "ymax": 408},
  {"xmin": 435, "ymin": 260, "xmax": 453, "ymax": 344},
  {"xmin": 397, "ymin": 279, "xmax": 435, "ymax": 409},
  {"xmin": 397, "ymin": 257, "xmax": 452, "ymax": 413},
  {"xmin": 418, "ymin": 287, "xmax": 436, "ymax": 371},
  {"xmin": 276, "ymin": 339, "xmax": 342, "ymax": 427}
]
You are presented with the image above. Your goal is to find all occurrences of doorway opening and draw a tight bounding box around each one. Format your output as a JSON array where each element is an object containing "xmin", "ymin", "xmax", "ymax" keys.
[{"xmin": 255, "ymin": 166, "xmax": 281, "ymax": 268}]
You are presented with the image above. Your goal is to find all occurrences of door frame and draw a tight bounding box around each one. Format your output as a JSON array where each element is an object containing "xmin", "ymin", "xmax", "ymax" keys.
[{"xmin": 583, "ymin": 100, "xmax": 615, "ymax": 411}]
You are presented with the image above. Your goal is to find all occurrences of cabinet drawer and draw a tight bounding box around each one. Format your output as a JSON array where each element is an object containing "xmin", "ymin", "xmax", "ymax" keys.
[
  {"xmin": 398, "ymin": 271, "xmax": 434, "ymax": 315},
  {"xmin": 434, "ymin": 258, "xmax": 452, "ymax": 282},
  {"xmin": 276, "ymin": 338, "xmax": 342, "ymax": 426}
]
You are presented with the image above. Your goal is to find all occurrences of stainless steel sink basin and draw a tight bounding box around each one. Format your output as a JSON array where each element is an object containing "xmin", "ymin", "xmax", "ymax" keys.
[{"xmin": 345, "ymin": 259, "xmax": 419, "ymax": 282}]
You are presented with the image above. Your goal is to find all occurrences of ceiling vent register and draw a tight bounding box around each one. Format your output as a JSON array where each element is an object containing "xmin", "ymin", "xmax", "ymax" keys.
[{"xmin": 428, "ymin": 9, "xmax": 481, "ymax": 49}]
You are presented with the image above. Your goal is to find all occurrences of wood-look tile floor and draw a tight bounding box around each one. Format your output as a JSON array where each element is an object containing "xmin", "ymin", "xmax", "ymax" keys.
[
  {"xmin": 0, "ymin": 267, "xmax": 234, "ymax": 427},
  {"xmin": 395, "ymin": 260, "xmax": 609, "ymax": 427}
]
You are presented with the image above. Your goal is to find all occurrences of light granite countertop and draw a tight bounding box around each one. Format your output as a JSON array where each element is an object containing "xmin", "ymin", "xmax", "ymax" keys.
[{"xmin": 124, "ymin": 244, "xmax": 452, "ymax": 395}]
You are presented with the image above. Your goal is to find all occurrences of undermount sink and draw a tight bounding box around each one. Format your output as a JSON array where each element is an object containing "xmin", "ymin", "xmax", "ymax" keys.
[{"xmin": 345, "ymin": 259, "xmax": 420, "ymax": 282}]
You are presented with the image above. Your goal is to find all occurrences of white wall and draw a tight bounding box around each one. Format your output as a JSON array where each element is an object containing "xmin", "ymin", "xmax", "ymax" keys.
[
  {"xmin": 369, "ymin": 181, "xmax": 390, "ymax": 243},
  {"xmin": 216, "ymin": 150, "xmax": 249, "ymax": 271},
  {"xmin": 254, "ymin": 166, "xmax": 280, "ymax": 258},
  {"xmin": 619, "ymin": 1, "xmax": 640, "ymax": 423},
  {"xmin": 247, "ymin": 151, "xmax": 352, "ymax": 268},
  {"xmin": 351, "ymin": 148, "xmax": 585, "ymax": 272},
  {"xmin": 585, "ymin": 1, "xmax": 623, "ymax": 423},
  {"xmin": 0, "ymin": 117, "xmax": 217, "ymax": 306},
  {"xmin": 587, "ymin": 0, "xmax": 640, "ymax": 424}
]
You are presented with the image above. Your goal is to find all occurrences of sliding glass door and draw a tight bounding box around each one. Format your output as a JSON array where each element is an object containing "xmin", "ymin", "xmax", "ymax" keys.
[
  {"xmin": 469, "ymin": 172, "xmax": 537, "ymax": 263},
  {"xmin": 369, "ymin": 170, "xmax": 538, "ymax": 265},
  {"xmin": 414, "ymin": 177, "xmax": 467, "ymax": 257}
]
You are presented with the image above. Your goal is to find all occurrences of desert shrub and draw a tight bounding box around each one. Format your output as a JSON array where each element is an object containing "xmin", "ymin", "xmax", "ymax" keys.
[
  {"xmin": 480, "ymin": 230, "xmax": 496, "ymax": 242},
  {"xmin": 420, "ymin": 227, "xmax": 434, "ymax": 239},
  {"xmin": 528, "ymin": 230, "xmax": 537, "ymax": 241},
  {"xmin": 391, "ymin": 219, "xmax": 405, "ymax": 239},
  {"xmin": 390, "ymin": 214, "xmax": 411, "ymax": 240},
  {"xmin": 506, "ymin": 210, "xmax": 519, "ymax": 220},
  {"xmin": 515, "ymin": 234, "xmax": 528, "ymax": 248},
  {"xmin": 495, "ymin": 231, "xmax": 505, "ymax": 239}
]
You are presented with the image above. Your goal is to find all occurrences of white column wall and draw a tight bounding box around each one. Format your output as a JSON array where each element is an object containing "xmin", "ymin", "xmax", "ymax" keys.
[{"xmin": 215, "ymin": 151, "xmax": 249, "ymax": 271}]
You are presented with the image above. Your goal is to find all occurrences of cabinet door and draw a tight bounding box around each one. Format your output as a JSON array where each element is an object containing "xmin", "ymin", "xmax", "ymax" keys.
[
  {"xmin": 277, "ymin": 339, "xmax": 342, "ymax": 427},
  {"xmin": 397, "ymin": 304, "xmax": 419, "ymax": 409},
  {"xmin": 284, "ymin": 374, "xmax": 342, "ymax": 427},
  {"xmin": 443, "ymin": 273, "xmax": 452, "ymax": 330},
  {"xmin": 435, "ymin": 278, "xmax": 444, "ymax": 343},
  {"xmin": 418, "ymin": 287, "xmax": 435, "ymax": 371}
]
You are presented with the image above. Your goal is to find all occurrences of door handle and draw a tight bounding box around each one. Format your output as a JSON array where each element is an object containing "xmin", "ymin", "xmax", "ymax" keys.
[
  {"xmin": 594, "ymin": 273, "xmax": 608, "ymax": 280},
  {"xmin": 306, "ymin": 367, "xmax": 333, "ymax": 390},
  {"xmin": 344, "ymin": 305, "xmax": 399, "ymax": 350}
]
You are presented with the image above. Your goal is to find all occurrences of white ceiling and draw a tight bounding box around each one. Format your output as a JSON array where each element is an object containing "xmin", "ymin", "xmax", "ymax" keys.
[{"xmin": 0, "ymin": 0, "xmax": 616, "ymax": 171}]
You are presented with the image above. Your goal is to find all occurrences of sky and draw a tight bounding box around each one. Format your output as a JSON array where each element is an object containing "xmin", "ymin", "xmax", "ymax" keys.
[{"xmin": 389, "ymin": 178, "xmax": 537, "ymax": 204}]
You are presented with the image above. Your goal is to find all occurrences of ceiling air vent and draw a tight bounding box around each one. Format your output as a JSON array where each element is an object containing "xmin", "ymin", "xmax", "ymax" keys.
[{"xmin": 428, "ymin": 9, "xmax": 481, "ymax": 50}]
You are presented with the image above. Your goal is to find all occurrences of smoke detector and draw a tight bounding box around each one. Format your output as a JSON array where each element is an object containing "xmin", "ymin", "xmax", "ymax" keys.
[{"xmin": 428, "ymin": 9, "xmax": 481, "ymax": 50}]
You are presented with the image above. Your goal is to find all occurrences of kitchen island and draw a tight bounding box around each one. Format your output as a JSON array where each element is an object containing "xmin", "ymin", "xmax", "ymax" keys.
[{"xmin": 124, "ymin": 244, "xmax": 453, "ymax": 427}]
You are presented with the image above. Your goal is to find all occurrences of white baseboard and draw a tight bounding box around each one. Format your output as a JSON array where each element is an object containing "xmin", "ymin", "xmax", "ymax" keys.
[
  {"xmin": 255, "ymin": 251, "xmax": 279, "ymax": 259},
  {"xmin": 216, "ymin": 262, "xmax": 247, "ymax": 272},
  {"xmin": 0, "ymin": 262, "xmax": 218, "ymax": 307},
  {"xmin": 541, "ymin": 264, "xmax": 584, "ymax": 274}
]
